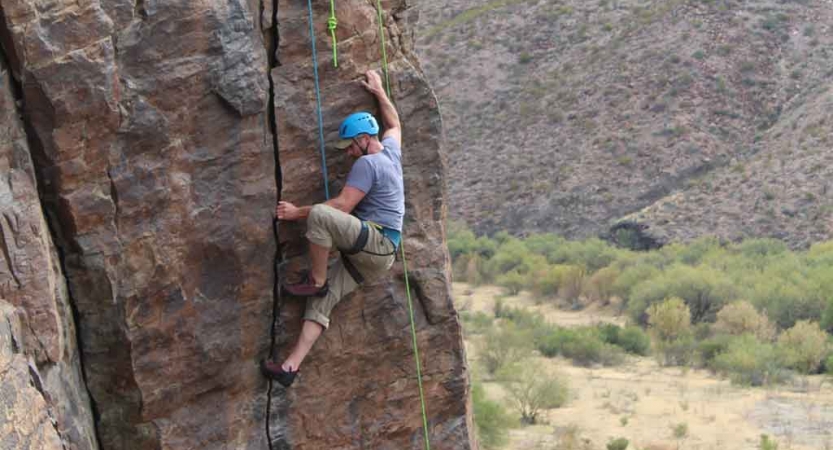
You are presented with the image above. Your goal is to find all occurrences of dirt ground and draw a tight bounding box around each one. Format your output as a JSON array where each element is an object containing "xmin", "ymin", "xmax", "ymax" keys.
[{"xmin": 453, "ymin": 283, "xmax": 833, "ymax": 450}]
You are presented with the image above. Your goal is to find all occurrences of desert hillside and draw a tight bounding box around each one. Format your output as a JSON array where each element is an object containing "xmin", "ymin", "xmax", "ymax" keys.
[{"xmin": 415, "ymin": 0, "xmax": 833, "ymax": 248}]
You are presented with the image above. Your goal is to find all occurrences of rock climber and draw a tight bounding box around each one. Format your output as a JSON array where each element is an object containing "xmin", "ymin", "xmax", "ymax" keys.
[{"xmin": 261, "ymin": 70, "xmax": 404, "ymax": 387}]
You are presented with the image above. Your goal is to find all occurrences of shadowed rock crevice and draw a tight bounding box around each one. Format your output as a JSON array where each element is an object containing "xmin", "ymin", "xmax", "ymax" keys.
[{"xmin": 264, "ymin": 0, "xmax": 292, "ymax": 448}]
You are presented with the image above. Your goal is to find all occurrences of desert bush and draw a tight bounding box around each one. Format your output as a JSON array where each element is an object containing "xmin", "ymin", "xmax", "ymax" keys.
[
  {"xmin": 611, "ymin": 264, "xmax": 661, "ymax": 302},
  {"xmin": 713, "ymin": 334, "xmax": 787, "ymax": 386},
  {"xmin": 538, "ymin": 327, "xmax": 624, "ymax": 366},
  {"xmin": 558, "ymin": 265, "xmax": 587, "ymax": 308},
  {"xmin": 461, "ymin": 311, "xmax": 493, "ymax": 335},
  {"xmin": 748, "ymin": 273, "xmax": 827, "ymax": 330},
  {"xmin": 583, "ymin": 266, "xmax": 620, "ymax": 304},
  {"xmin": 649, "ymin": 297, "xmax": 696, "ymax": 365},
  {"xmin": 496, "ymin": 270, "xmax": 527, "ymax": 295},
  {"xmin": 532, "ymin": 264, "xmax": 582, "ymax": 299},
  {"xmin": 545, "ymin": 238, "xmax": 624, "ymax": 272},
  {"xmin": 597, "ymin": 323, "xmax": 651, "ymax": 356},
  {"xmin": 714, "ymin": 301, "xmax": 776, "ymax": 341},
  {"xmin": 777, "ymin": 320, "xmax": 829, "ymax": 374},
  {"xmin": 617, "ymin": 326, "xmax": 652, "ymax": 356},
  {"xmin": 697, "ymin": 334, "xmax": 733, "ymax": 367},
  {"xmin": 607, "ymin": 437, "xmax": 629, "ymax": 450},
  {"xmin": 485, "ymin": 239, "xmax": 546, "ymax": 280},
  {"xmin": 648, "ymin": 297, "xmax": 691, "ymax": 341},
  {"xmin": 630, "ymin": 264, "xmax": 735, "ymax": 324},
  {"xmin": 759, "ymin": 434, "xmax": 779, "ymax": 450},
  {"xmin": 497, "ymin": 305, "xmax": 551, "ymax": 344},
  {"xmin": 675, "ymin": 236, "xmax": 723, "ymax": 265},
  {"xmin": 480, "ymin": 324, "xmax": 533, "ymax": 375},
  {"xmin": 472, "ymin": 383, "xmax": 512, "ymax": 449},
  {"xmin": 498, "ymin": 361, "xmax": 569, "ymax": 424}
]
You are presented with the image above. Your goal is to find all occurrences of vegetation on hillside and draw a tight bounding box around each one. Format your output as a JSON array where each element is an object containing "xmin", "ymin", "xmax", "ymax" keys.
[{"xmin": 457, "ymin": 224, "xmax": 833, "ymax": 447}]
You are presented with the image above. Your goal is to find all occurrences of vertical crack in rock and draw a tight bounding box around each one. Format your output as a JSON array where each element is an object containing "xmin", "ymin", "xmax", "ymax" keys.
[
  {"xmin": 264, "ymin": 0, "xmax": 290, "ymax": 448},
  {"xmin": 0, "ymin": 10, "xmax": 105, "ymax": 450}
]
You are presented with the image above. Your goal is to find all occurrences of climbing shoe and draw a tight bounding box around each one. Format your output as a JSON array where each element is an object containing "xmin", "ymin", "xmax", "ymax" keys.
[
  {"xmin": 261, "ymin": 360, "xmax": 298, "ymax": 388},
  {"xmin": 282, "ymin": 274, "xmax": 329, "ymax": 297}
]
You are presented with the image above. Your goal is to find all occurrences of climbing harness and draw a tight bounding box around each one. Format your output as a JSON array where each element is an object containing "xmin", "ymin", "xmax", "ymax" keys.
[{"xmin": 307, "ymin": 0, "xmax": 330, "ymax": 199}]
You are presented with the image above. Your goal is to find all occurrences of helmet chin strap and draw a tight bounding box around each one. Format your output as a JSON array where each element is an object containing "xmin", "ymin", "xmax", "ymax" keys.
[{"xmin": 353, "ymin": 137, "xmax": 369, "ymax": 156}]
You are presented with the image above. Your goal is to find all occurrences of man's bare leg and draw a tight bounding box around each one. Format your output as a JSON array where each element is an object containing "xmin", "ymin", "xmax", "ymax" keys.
[{"xmin": 281, "ymin": 319, "xmax": 324, "ymax": 371}]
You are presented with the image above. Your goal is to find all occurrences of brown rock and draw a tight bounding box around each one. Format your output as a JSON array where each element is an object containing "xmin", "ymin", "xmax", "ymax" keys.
[
  {"xmin": 2, "ymin": 0, "xmax": 474, "ymax": 448},
  {"xmin": 269, "ymin": 0, "xmax": 474, "ymax": 447},
  {"xmin": 0, "ymin": 300, "xmax": 64, "ymax": 450},
  {"xmin": 1, "ymin": 47, "xmax": 98, "ymax": 450}
]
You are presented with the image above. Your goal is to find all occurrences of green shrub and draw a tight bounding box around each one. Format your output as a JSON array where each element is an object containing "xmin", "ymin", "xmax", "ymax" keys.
[
  {"xmin": 532, "ymin": 264, "xmax": 579, "ymax": 299},
  {"xmin": 480, "ymin": 324, "xmax": 533, "ymax": 375},
  {"xmin": 583, "ymin": 266, "xmax": 620, "ymax": 304},
  {"xmin": 472, "ymin": 383, "xmax": 511, "ymax": 449},
  {"xmin": 713, "ymin": 334, "xmax": 787, "ymax": 386},
  {"xmin": 777, "ymin": 320, "xmax": 829, "ymax": 374},
  {"xmin": 596, "ymin": 324, "xmax": 650, "ymax": 355},
  {"xmin": 649, "ymin": 298, "xmax": 695, "ymax": 365},
  {"xmin": 545, "ymin": 238, "xmax": 623, "ymax": 272},
  {"xmin": 538, "ymin": 327, "xmax": 625, "ymax": 366},
  {"xmin": 825, "ymin": 354, "xmax": 833, "ymax": 375},
  {"xmin": 630, "ymin": 264, "xmax": 735, "ymax": 324},
  {"xmin": 607, "ymin": 437, "xmax": 629, "ymax": 450},
  {"xmin": 697, "ymin": 334, "xmax": 733, "ymax": 367},
  {"xmin": 611, "ymin": 264, "xmax": 661, "ymax": 302},
  {"xmin": 714, "ymin": 301, "xmax": 775, "ymax": 341},
  {"xmin": 498, "ymin": 361, "xmax": 569, "ymax": 424},
  {"xmin": 538, "ymin": 327, "xmax": 579, "ymax": 357},
  {"xmin": 648, "ymin": 297, "xmax": 691, "ymax": 342},
  {"xmin": 558, "ymin": 265, "xmax": 587, "ymax": 308},
  {"xmin": 759, "ymin": 434, "xmax": 779, "ymax": 450},
  {"xmin": 617, "ymin": 326, "xmax": 652, "ymax": 356},
  {"xmin": 496, "ymin": 270, "xmax": 527, "ymax": 295},
  {"xmin": 461, "ymin": 311, "xmax": 493, "ymax": 335}
]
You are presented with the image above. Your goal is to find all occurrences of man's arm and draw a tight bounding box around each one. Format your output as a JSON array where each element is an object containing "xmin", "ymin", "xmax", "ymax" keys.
[
  {"xmin": 362, "ymin": 70, "xmax": 401, "ymax": 146},
  {"xmin": 275, "ymin": 187, "xmax": 365, "ymax": 221}
]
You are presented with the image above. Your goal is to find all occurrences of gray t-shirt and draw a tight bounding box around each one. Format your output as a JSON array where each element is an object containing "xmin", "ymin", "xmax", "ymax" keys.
[{"xmin": 346, "ymin": 136, "xmax": 404, "ymax": 231}]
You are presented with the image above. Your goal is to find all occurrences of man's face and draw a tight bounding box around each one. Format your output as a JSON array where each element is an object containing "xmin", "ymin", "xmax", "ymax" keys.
[{"xmin": 345, "ymin": 136, "xmax": 365, "ymax": 158}]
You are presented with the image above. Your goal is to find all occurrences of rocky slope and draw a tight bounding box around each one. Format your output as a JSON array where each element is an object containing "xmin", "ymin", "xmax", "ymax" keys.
[
  {"xmin": 0, "ymin": 0, "xmax": 473, "ymax": 449},
  {"xmin": 415, "ymin": 0, "xmax": 833, "ymax": 248}
]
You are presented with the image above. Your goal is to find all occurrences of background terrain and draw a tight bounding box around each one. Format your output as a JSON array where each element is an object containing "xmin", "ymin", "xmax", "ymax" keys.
[{"xmin": 415, "ymin": 0, "xmax": 833, "ymax": 248}]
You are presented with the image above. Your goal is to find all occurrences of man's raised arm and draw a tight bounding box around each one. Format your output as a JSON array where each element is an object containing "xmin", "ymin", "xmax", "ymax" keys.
[{"xmin": 361, "ymin": 70, "xmax": 401, "ymax": 145}]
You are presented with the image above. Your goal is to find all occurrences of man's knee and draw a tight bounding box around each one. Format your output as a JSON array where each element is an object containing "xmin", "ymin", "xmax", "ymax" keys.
[{"xmin": 308, "ymin": 204, "xmax": 333, "ymax": 227}]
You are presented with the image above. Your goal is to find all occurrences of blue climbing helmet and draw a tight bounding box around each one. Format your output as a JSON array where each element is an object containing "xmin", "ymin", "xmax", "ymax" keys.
[{"xmin": 334, "ymin": 112, "xmax": 379, "ymax": 149}]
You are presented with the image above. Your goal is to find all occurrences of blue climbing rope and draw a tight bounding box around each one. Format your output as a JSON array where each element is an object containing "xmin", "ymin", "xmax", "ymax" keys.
[{"xmin": 307, "ymin": 0, "xmax": 330, "ymax": 199}]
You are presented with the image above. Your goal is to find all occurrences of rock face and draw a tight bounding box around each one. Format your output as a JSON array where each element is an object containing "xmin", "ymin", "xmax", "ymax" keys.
[
  {"xmin": 268, "ymin": 0, "xmax": 474, "ymax": 448},
  {"xmin": 0, "ymin": 47, "xmax": 97, "ymax": 449},
  {"xmin": 0, "ymin": 300, "xmax": 63, "ymax": 450},
  {"xmin": 1, "ymin": 0, "xmax": 474, "ymax": 449}
]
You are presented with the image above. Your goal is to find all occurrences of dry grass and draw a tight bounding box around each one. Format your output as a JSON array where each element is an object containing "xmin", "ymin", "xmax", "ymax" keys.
[{"xmin": 455, "ymin": 282, "xmax": 833, "ymax": 450}]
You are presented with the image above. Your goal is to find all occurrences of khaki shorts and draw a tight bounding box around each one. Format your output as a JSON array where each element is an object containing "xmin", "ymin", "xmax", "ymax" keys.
[{"xmin": 304, "ymin": 204, "xmax": 396, "ymax": 328}]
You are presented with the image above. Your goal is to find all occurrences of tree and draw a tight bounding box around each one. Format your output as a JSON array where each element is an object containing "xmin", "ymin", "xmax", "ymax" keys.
[
  {"xmin": 498, "ymin": 361, "xmax": 568, "ymax": 424},
  {"xmin": 777, "ymin": 320, "xmax": 829, "ymax": 374},
  {"xmin": 480, "ymin": 324, "xmax": 532, "ymax": 375},
  {"xmin": 471, "ymin": 383, "xmax": 511, "ymax": 449},
  {"xmin": 714, "ymin": 300, "xmax": 776, "ymax": 341}
]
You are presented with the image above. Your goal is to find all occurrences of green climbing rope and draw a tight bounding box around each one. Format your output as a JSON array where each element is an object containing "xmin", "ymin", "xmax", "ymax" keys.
[
  {"xmin": 327, "ymin": 0, "xmax": 338, "ymax": 67},
  {"xmin": 374, "ymin": 2, "xmax": 431, "ymax": 448},
  {"xmin": 375, "ymin": 0, "xmax": 391, "ymax": 95}
]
